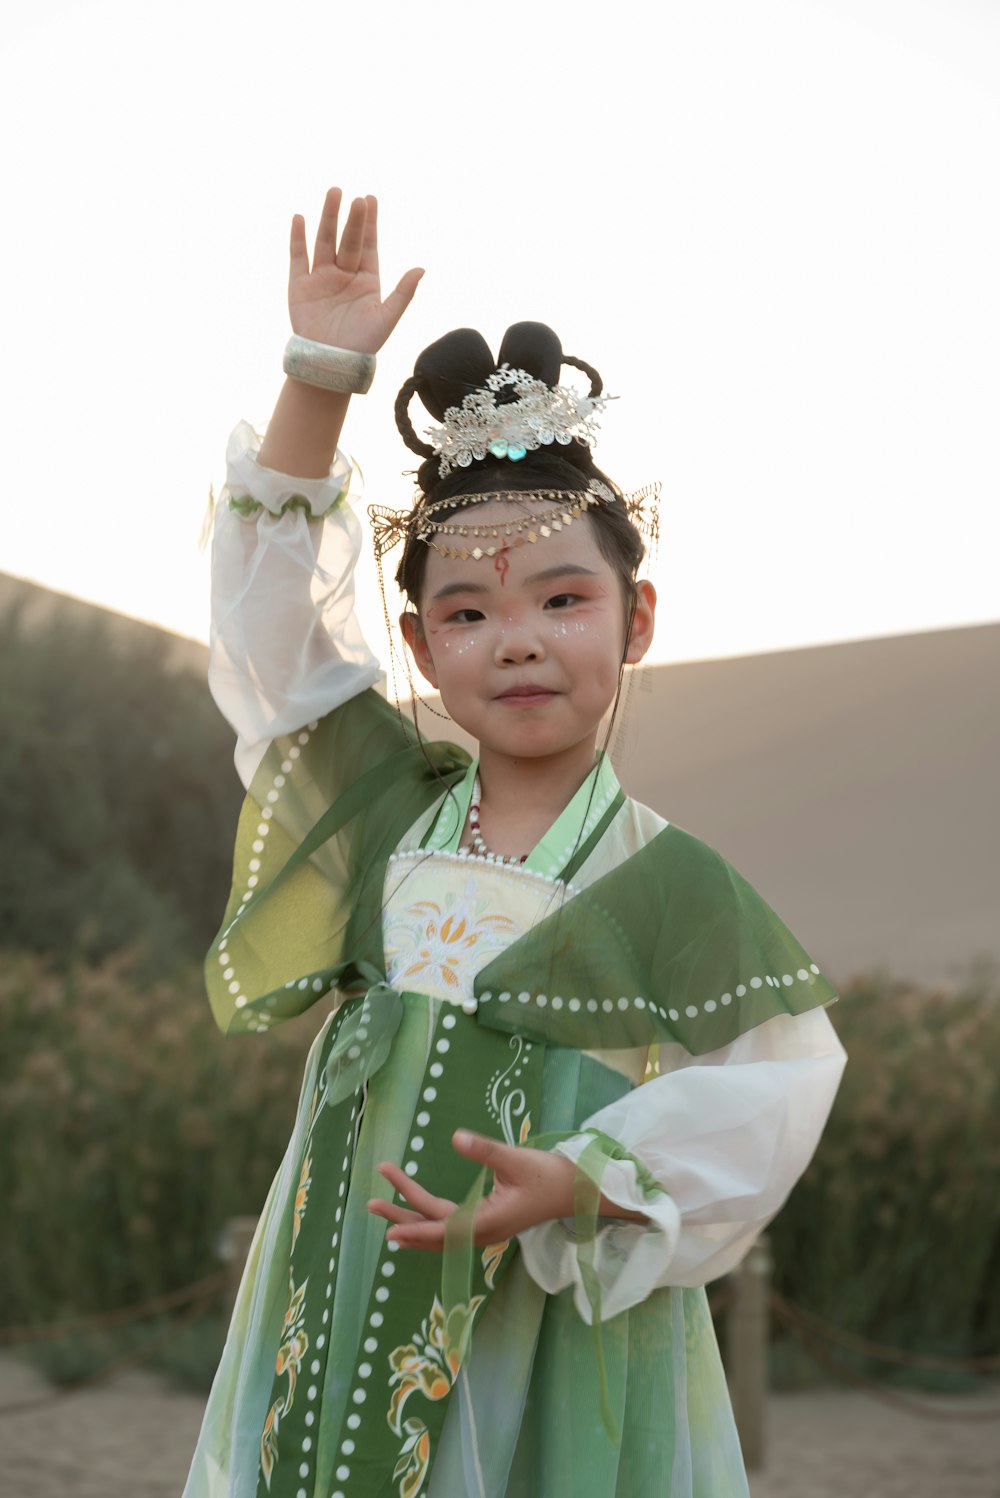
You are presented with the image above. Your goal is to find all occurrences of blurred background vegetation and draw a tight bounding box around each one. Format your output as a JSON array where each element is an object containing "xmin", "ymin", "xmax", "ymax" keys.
[
  {"xmin": 0, "ymin": 591, "xmax": 242, "ymax": 973},
  {"xmin": 1, "ymin": 584, "xmax": 998, "ymax": 1395}
]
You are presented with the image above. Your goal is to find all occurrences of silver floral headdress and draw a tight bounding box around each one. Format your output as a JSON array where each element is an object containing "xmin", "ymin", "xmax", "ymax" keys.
[{"xmin": 426, "ymin": 365, "xmax": 612, "ymax": 476}]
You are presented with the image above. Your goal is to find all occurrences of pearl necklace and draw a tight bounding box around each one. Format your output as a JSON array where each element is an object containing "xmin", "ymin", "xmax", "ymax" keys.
[{"xmin": 466, "ymin": 777, "xmax": 529, "ymax": 866}]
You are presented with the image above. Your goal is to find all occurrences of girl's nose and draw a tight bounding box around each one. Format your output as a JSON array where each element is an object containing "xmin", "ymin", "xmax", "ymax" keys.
[{"xmin": 494, "ymin": 619, "xmax": 545, "ymax": 667}]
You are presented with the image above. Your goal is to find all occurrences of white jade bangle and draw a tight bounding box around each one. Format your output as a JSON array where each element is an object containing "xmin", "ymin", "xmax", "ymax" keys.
[{"xmin": 283, "ymin": 335, "xmax": 376, "ymax": 395}]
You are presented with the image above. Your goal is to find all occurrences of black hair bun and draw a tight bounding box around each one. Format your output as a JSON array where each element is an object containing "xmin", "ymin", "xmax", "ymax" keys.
[
  {"xmin": 395, "ymin": 322, "xmax": 603, "ymax": 462},
  {"xmin": 412, "ymin": 328, "xmax": 495, "ymax": 421},
  {"xmin": 411, "ymin": 322, "xmax": 564, "ymax": 419},
  {"xmin": 495, "ymin": 322, "xmax": 564, "ymax": 388}
]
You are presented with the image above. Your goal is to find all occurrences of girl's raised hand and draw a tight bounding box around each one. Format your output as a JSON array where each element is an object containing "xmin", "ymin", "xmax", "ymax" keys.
[{"xmin": 287, "ymin": 188, "xmax": 423, "ymax": 356}]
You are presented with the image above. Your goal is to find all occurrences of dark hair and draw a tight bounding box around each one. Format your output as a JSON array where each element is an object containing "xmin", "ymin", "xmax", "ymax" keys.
[{"xmin": 393, "ymin": 322, "xmax": 644, "ymax": 609}]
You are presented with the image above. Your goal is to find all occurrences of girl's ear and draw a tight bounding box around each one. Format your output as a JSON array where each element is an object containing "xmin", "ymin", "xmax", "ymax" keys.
[
  {"xmin": 399, "ymin": 611, "xmax": 439, "ymax": 688},
  {"xmin": 624, "ymin": 579, "xmax": 656, "ymax": 665}
]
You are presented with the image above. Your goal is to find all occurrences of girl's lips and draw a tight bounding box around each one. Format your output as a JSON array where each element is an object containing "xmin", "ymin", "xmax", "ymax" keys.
[{"xmin": 496, "ymin": 689, "xmax": 557, "ymax": 706}]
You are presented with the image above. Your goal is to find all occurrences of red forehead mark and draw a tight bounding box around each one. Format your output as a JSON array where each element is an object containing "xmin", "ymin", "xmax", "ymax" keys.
[{"xmin": 494, "ymin": 544, "xmax": 510, "ymax": 587}]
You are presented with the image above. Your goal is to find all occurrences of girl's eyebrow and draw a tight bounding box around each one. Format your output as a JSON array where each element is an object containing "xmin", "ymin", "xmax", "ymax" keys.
[
  {"xmin": 430, "ymin": 579, "xmax": 489, "ymax": 601},
  {"xmin": 525, "ymin": 564, "xmax": 600, "ymax": 585},
  {"xmin": 430, "ymin": 564, "xmax": 599, "ymax": 603}
]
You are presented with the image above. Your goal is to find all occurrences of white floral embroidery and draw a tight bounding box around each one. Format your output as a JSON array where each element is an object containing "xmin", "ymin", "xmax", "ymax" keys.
[{"xmin": 384, "ymin": 883, "xmax": 517, "ymax": 997}]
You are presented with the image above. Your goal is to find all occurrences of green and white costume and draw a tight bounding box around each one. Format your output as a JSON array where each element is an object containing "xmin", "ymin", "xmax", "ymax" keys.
[{"xmin": 184, "ymin": 425, "xmax": 846, "ymax": 1498}]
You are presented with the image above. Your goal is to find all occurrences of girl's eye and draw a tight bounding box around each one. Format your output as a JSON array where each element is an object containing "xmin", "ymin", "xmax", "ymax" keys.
[
  {"xmin": 448, "ymin": 608, "xmax": 485, "ymax": 624},
  {"xmin": 544, "ymin": 593, "xmax": 578, "ymax": 610}
]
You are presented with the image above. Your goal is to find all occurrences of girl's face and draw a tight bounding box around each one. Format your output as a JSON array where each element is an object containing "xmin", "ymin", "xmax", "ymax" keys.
[{"xmin": 400, "ymin": 502, "xmax": 656, "ymax": 764}]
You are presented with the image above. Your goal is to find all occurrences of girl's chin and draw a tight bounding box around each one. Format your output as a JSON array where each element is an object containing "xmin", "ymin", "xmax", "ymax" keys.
[{"xmin": 473, "ymin": 728, "xmax": 603, "ymax": 762}]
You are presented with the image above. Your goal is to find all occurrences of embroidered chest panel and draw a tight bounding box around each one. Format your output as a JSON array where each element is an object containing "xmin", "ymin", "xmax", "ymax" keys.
[{"xmin": 381, "ymin": 850, "xmax": 572, "ymax": 1005}]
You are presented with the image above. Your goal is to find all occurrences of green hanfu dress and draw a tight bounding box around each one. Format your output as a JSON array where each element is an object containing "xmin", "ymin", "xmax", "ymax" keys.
[{"xmin": 183, "ymin": 684, "xmax": 842, "ymax": 1498}]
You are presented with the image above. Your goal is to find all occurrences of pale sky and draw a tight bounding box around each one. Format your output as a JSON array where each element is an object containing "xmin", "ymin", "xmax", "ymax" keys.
[{"xmin": 2, "ymin": 0, "xmax": 998, "ymax": 667}]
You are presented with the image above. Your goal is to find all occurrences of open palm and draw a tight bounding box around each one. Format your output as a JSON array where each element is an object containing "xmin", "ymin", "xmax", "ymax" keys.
[{"xmin": 288, "ymin": 188, "xmax": 423, "ymax": 355}]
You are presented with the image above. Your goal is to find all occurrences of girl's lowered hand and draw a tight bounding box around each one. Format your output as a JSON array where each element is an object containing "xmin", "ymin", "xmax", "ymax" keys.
[
  {"xmin": 287, "ymin": 187, "xmax": 423, "ymax": 355},
  {"xmin": 367, "ymin": 1130, "xmax": 647, "ymax": 1251}
]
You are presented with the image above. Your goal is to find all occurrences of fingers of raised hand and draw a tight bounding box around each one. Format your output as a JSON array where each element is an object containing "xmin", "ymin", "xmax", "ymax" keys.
[
  {"xmin": 310, "ymin": 186, "xmax": 343, "ymax": 270},
  {"xmin": 381, "ymin": 266, "xmax": 425, "ymax": 335},
  {"xmin": 359, "ymin": 194, "xmax": 379, "ymax": 276},
  {"xmin": 335, "ymin": 195, "xmax": 368, "ymax": 276},
  {"xmin": 290, "ymin": 188, "xmax": 371, "ymax": 282},
  {"xmin": 289, "ymin": 212, "xmax": 310, "ymax": 282}
]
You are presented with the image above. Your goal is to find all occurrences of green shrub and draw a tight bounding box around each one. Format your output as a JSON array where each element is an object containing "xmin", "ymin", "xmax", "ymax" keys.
[
  {"xmin": 0, "ymin": 949, "xmax": 322, "ymax": 1323},
  {"xmin": 768, "ymin": 960, "xmax": 1000, "ymax": 1384},
  {"xmin": 0, "ymin": 599, "xmax": 242, "ymax": 971}
]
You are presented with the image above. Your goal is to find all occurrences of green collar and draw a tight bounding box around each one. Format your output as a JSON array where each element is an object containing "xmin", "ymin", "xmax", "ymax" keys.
[{"xmin": 423, "ymin": 752, "xmax": 623, "ymax": 880}]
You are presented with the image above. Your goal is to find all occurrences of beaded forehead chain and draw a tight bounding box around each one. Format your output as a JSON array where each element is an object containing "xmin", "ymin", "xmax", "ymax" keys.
[{"xmin": 369, "ymin": 479, "xmax": 660, "ymax": 564}]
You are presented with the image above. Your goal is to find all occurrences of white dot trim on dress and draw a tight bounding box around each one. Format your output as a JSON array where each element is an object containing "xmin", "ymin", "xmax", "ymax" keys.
[
  {"xmin": 479, "ymin": 965, "xmax": 823, "ymax": 1022},
  {"xmin": 214, "ymin": 737, "xmax": 335, "ymax": 1030},
  {"xmin": 216, "ymin": 722, "xmax": 324, "ymax": 1029},
  {"xmin": 338, "ymin": 1016, "xmax": 446, "ymax": 1473}
]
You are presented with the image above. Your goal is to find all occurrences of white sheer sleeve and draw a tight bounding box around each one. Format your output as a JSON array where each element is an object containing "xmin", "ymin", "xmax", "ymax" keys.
[
  {"xmin": 516, "ymin": 1005, "xmax": 846, "ymax": 1322},
  {"xmin": 209, "ymin": 421, "xmax": 384, "ymax": 788}
]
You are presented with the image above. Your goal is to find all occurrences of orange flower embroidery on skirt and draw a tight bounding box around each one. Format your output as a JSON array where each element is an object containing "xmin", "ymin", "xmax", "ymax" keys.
[
  {"xmin": 259, "ymin": 1274, "xmax": 309, "ymax": 1489},
  {"xmin": 387, "ymin": 1292, "xmax": 486, "ymax": 1495}
]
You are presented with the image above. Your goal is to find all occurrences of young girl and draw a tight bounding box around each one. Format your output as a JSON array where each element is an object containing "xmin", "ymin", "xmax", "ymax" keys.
[{"xmin": 185, "ymin": 188, "xmax": 846, "ymax": 1498}]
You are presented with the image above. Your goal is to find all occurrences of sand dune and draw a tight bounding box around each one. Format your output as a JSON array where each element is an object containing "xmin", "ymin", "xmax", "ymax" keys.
[{"xmin": 611, "ymin": 624, "xmax": 1000, "ymax": 987}]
